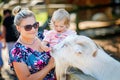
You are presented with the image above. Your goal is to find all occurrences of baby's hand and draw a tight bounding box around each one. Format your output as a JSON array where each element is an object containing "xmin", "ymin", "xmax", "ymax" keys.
[{"xmin": 42, "ymin": 46, "xmax": 51, "ymax": 52}]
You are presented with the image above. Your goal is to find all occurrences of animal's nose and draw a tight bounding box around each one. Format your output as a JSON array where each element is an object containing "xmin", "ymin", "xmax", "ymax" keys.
[{"xmin": 50, "ymin": 47, "xmax": 54, "ymax": 53}]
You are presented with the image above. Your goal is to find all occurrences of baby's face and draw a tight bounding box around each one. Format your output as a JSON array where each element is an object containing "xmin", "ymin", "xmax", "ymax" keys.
[{"xmin": 54, "ymin": 20, "xmax": 67, "ymax": 33}]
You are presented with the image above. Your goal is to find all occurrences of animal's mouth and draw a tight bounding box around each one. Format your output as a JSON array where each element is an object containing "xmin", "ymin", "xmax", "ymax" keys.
[
  {"xmin": 50, "ymin": 47, "xmax": 58, "ymax": 54},
  {"xmin": 50, "ymin": 47, "xmax": 54, "ymax": 53}
]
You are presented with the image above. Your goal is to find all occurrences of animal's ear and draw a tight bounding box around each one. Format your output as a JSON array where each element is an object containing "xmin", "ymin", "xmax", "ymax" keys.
[{"xmin": 92, "ymin": 50, "xmax": 97, "ymax": 57}]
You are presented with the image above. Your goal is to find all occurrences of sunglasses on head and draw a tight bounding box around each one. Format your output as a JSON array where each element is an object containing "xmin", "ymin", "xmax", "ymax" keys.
[{"xmin": 23, "ymin": 22, "xmax": 39, "ymax": 31}]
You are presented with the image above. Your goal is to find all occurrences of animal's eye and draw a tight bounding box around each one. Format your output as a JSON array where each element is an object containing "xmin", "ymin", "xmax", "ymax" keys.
[
  {"xmin": 61, "ymin": 43, "xmax": 68, "ymax": 48},
  {"xmin": 61, "ymin": 44, "xmax": 66, "ymax": 48}
]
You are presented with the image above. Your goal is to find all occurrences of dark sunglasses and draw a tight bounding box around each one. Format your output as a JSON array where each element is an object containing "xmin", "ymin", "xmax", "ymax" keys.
[{"xmin": 23, "ymin": 22, "xmax": 39, "ymax": 31}]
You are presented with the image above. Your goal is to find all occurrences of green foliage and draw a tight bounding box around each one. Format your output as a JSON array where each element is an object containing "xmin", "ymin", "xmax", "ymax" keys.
[
  {"xmin": 0, "ymin": 0, "xmax": 2, "ymax": 3},
  {"xmin": 35, "ymin": 12, "xmax": 48, "ymax": 25}
]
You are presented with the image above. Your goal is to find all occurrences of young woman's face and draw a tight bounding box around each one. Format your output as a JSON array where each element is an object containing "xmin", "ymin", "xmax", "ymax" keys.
[
  {"xmin": 17, "ymin": 16, "xmax": 39, "ymax": 39},
  {"xmin": 54, "ymin": 19, "xmax": 67, "ymax": 33}
]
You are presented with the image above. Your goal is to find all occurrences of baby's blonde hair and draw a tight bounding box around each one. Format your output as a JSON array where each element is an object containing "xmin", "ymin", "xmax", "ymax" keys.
[
  {"xmin": 13, "ymin": 6, "xmax": 35, "ymax": 26},
  {"xmin": 50, "ymin": 9, "xmax": 70, "ymax": 28}
]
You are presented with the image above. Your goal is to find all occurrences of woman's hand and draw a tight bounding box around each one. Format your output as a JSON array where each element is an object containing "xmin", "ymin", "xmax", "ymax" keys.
[{"xmin": 48, "ymin": 57, "xmax": 55, "ymax": 69}]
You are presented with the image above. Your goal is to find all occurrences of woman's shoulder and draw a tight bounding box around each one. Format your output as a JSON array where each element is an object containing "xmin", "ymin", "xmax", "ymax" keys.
[
  {"xmin": 9, "ymin": 42, "xmax": 36, "ymax": 61},
  {"xmin": 10, "ymin": 42, "xmax": 23, "ymax": 55},
  {"xmin": 11, "ymin": 42, "xmax": 22, "ymax": 50},
  {"xmin": 9, "ymin": 42, "xmax": 24, "ymax": 63},
  {"xmin": 10, "ymin": 42, "xmax": 32, "ymax": 55}
]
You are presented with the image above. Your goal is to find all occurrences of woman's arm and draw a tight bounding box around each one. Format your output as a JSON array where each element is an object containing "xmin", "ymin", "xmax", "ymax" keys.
[{"xmin": 13, "ymin": 57, "xmax": 55, "ymax": 80}]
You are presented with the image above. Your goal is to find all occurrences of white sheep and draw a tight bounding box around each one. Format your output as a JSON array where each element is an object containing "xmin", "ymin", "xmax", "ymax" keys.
[{"xmin": 51, "ymin": 35, "xmax": 120, "ymax": 80}]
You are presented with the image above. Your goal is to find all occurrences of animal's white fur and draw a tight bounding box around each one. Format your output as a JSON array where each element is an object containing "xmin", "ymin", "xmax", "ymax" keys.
[{"xmin": 51, "ymin": 35, "xmax": 120, "ymax": 80}]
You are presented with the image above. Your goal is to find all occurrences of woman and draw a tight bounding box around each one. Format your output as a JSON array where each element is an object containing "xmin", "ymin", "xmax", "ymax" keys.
[{"xmin": 9, "ymin": 6, "xmax": 56, "ymax": 80}]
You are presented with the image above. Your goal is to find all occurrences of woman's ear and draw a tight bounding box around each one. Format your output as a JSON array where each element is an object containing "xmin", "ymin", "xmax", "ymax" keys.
[{"xmin": 16, "ymin": 26, "xmax": 20, "ymax": 32}]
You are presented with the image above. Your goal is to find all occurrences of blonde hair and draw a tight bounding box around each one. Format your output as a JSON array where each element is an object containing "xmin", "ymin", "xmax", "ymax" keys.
[
  {"xmin": 50, "ymin": 9, "xmax": 70, "ymax": 28},
  {"xmin": 13, "ymin": 6, "xmax": 35, "ymax": 26}
]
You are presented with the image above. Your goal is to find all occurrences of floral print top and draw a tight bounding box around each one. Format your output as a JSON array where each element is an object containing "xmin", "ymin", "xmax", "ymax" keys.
[{"xmin": 9, "ymin": 32, "xmax": 56, "ymax": 80}]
